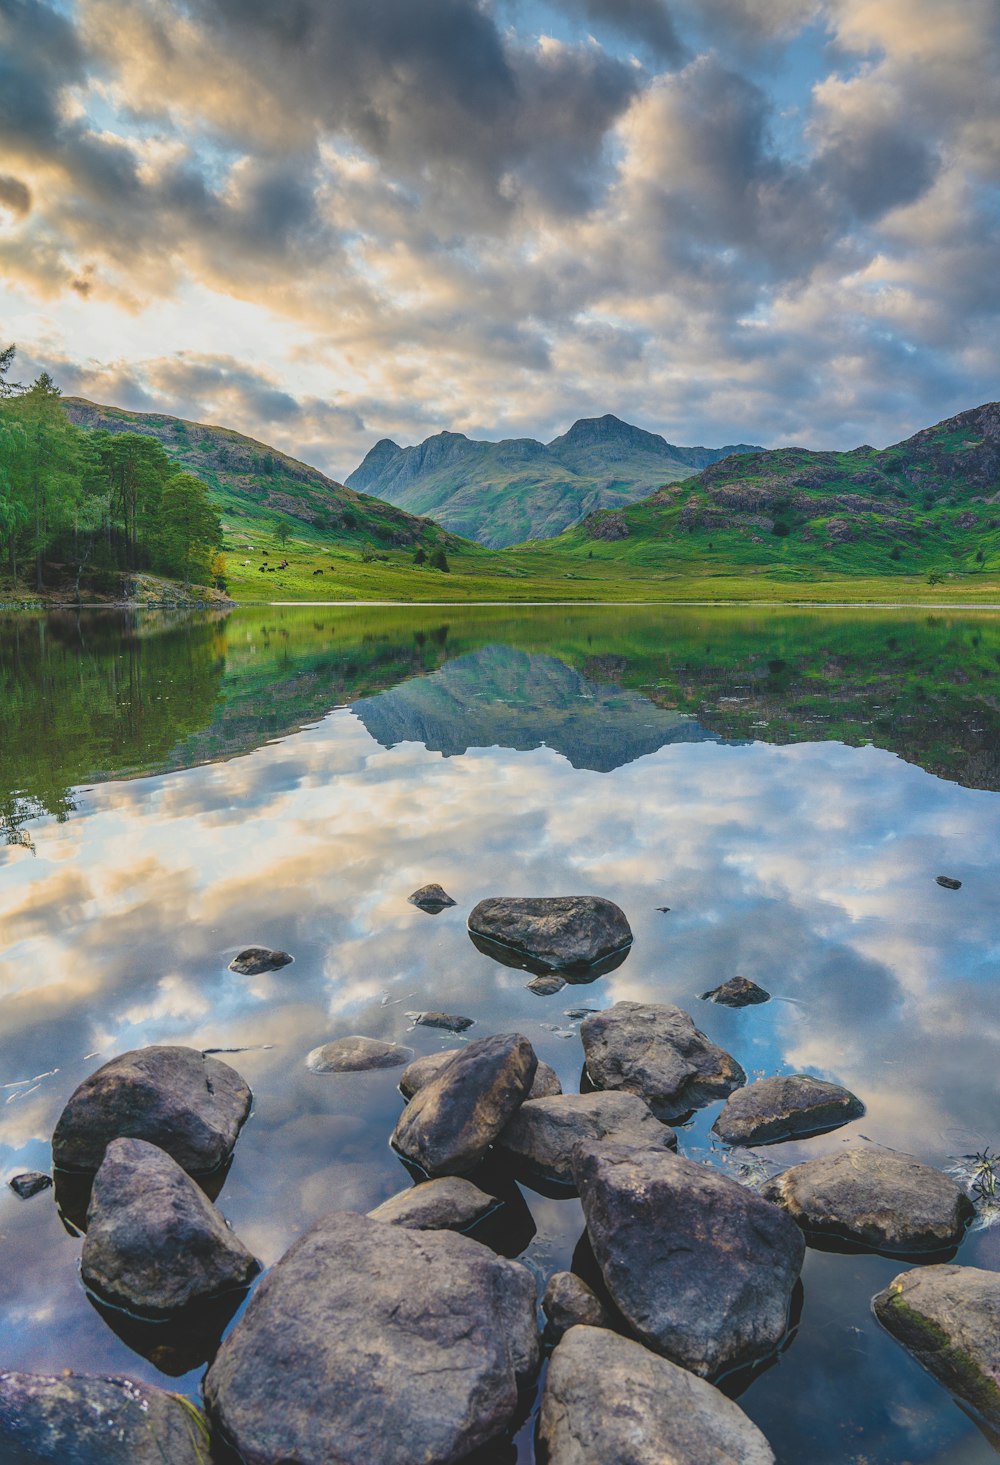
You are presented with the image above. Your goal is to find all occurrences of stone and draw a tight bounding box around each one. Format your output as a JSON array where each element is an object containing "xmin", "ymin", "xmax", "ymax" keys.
[
  {"xmin": 367, "ymin": 1176, "xmax": 498, "ymax": 1231},
  {"xmin": 408, "ymin": 1011, "xmax": 474, "ymax": 1032},
  {"xmin": 873, "ymin": 1264, "xmax": 1000, "ymax": 1429},
  {"xmin": 204, "ymin": 1211, "xmax": 538, "ymax": 1465},
  {"xmin": 713, "ymin": 1075, "xmax": 865, "ymax": 1146},
  {"xmin": 81, "ymin": 1137, "xmax": 260, "ymax": 1316},
  {"xmin": 52, "ymin": 1045, "xmax": 252, "ymax": 1175},
  {"xmin": 499, "ymin": 1092, "xmax": 676, "ymax": 1185},
  {"xmin": 468, "ymin": 896, "xmax": 633, "ymax": 974},
  {"xmin": 229, "ymin": 946, "xmax": 293, "ymax": 974},
  {"xmin": 763, "ymin": 1148, "xmax": 974, "ymax": 1254},
  {"xmin": 393, "ymin": 1033, "xmax": 538, "ymax": 1176},
  {"xmin": 400, "ymin": 1049, "xmax": 561, "ymax": 1101},
  {"xmin": 0, "ymin": 1371, "xmax": 213, "ymax": 1465},
  {"xmin": 527, "ymin": 973, "xmax": 567, "ymax": 996},
  {"xmin": 574, "ymin": 1143, "xmax": 804, "ymax": 1377},
  {"xmin": 8, "ymin": 1171, "xmax": 52, "ymax": 1200},
  {"xmin": 581, "ymin": 1002, "xmax": 745, "ymax": 1122},
  {"xmin": 701, "ymin": 976, "xmax": 770, "ymax": 1007},
  {"xmin": 936, "ymin": 875, "xmax": 962, "ymax": 890},
  {"xmin": 408, "ymin": 883, "xmax": 457, "ymax": 913},
  {"xmin": 542, "ymin": 1274, "xmax": 616, "ymax": 1338},
  {"xmin": 538, "ymin": 1327, "xmax": 775, "ymax": 1465},
  {"xmin": 306, "ymin": 1036, "xmax": 414, "ymax": 1072}
]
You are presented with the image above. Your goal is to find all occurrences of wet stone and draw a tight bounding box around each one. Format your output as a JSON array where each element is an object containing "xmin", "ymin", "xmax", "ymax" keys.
[
  {"xmin": 306, "ymin": 1036, "xmax": 414, "ymax": 1073},
  {"xmin": 527, "ymin": 973, "xmax": 567, "ymax": 996},
  {"xmin": 367, "ymin": 1176, "xmax": 498, "ymax": 1231},
  {"xmin": 468, "ymin": 895, "xmax": 633, "ymax": 974},
  {"xmin": 7, "ymin": 1171, "xmax": 52, "ymax": 1200},
  {"xmin": 542, "ymin": 1273, "xmax": 616, "ymax": 1339},
  {"xmin": 701, "ymin": 976, "xmax": 770, "ymax": 1007},
  {"xmin": 229, "ymin": 946, "xmax": 293, "ymax": 974},
  {"xmin": 409, "ymin": 1011, "xmax": 475, "ymax": 1032},
  {"xmin": 400, "ymin": 1050, "xmax": 561, "ymax": 1102},
  {"xmin": 499, "ymin": 1092, "xmax": 676, "ymax": 1186},
  {"xmin": 408, "ymin": 883, "xmax": 458, "ymax": 913},
  {"xmin": 713, "ymin": 1074, "xmax": 865, "ymax": 1146},
  {"xmin": 936, "ymin": 875, "xmax": 962, "ymax": 890}
]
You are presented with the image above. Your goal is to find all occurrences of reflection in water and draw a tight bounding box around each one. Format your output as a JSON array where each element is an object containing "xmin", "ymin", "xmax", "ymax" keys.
[{"xmin": 1, "ymin": 605, "xmax": 1000, "ymax": 1463}]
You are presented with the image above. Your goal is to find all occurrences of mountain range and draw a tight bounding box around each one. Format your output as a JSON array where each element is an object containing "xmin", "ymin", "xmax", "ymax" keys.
[{"xmin": 346, "ymin": 414, "xmax": 759, "ymax": 547}]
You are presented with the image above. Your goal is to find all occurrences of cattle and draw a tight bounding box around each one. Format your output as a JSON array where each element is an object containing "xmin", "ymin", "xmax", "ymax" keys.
[{"xmin": 313, "ymin": 568, "xmax": 324, "ymax": 575}]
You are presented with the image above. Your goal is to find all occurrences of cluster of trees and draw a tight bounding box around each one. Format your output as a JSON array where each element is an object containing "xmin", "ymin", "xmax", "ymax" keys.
[
  {"xmin": 0, "ymin": 347, "xmax": 223, "ymax": 593},
  {"xmin": 413, "ymin": 545, "xmax": 450, "ymax": 571}
]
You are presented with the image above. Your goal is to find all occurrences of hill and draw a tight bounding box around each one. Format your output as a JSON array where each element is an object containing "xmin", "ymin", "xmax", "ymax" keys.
[{"xmin": 346, "ymin": 414, "xmax": 759, "ymax": 548}]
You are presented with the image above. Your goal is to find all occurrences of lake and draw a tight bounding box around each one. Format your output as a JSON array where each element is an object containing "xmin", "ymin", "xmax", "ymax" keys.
[{"xmin": 1, "ymin": 603, "xmax": 999, "ymax": 1463}]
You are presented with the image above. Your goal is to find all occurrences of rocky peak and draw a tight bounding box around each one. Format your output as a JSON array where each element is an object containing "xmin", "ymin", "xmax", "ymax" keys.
[{"xmin": 345, "ymin": 437, "xmax": 402, "ymax": 492}]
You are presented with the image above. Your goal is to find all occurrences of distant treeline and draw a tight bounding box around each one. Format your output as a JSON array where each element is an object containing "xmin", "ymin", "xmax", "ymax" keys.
[{"xmin": 0, "ymin": 347, "xmax": 223, "ymax": 593}]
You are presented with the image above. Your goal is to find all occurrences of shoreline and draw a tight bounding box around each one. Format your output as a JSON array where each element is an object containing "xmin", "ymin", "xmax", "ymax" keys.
[{"xmin": 4, "ymin": 596, "xmax": 1000, "ymax": 612}]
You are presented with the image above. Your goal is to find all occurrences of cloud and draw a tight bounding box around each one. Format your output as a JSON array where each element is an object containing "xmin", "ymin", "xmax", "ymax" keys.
[{"xmin": 548, "ymin": 0, "xmax": 686, "ymax": 62}]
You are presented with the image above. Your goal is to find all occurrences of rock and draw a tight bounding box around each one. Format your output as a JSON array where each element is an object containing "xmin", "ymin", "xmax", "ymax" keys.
[
  {"xmin": 367, "ymin": 1177, "xmax": 498, "ymax": 1231},
  {"xmin": 408, "ymin": 1012, "xmax": 475, "ymax": 1032},
  {"xmin": 306, "ymin": 1036, "xmax": 414, "ymax": 1072},
  {"xmin": 468, "ymin": 896, "xmax": 633, "ymax": 974},
  {"xmin": 873, "ymin": 1264, "xmax": 1000, "ymax": 1429},
  {"xmin": 229, "ymin": 946, "xmax": 293, "ymax": 974},
  {"xmin": 936, "ymin": 875, "xmax": 962, "ymax": 890},
  {"xmin": 542, "ymin": 1274, "xmax": 616, "ymax": 1338},
  {"xmin": 408, "ymin": 883, "xmax": 457, "ymax": 913},
  {"xmin": 713, "ymin": 1075, "xmax": 865, "ymax": 1146},
  {"xmin": 527, "ymin": 973, "xmax": 567, "ymax": 996},
  {"xmin": 499, "ymin": 1092, "xmax": 676, "ymax": 1186},
  {"xmin": 8, "ymin": 1171, "xmax": 52, "ymax": 1200},
  {"xmin": 204, "ymin": 1211, "xmax": 538, "ymax": 1465},
  {"xmin": 701, "ymin": 976, "xmax": 770, "ymax": 1007},
  {"xmin": 574, "ymin": 1143, "xmax": 804, "ymax": 1377},
  {"xmin": 580, "ymin": 1002, "xmax": 745, "ymax": 1121},
  {"xmin": 81, "ymin": 1137, "xmax": 260, "ymax": 1316},
  {"xmin": 400, "ymin": 1050, "xmax": 561, "ymax": 1101},
  {"xmin": 52, "ymin": 1045, "xmax": 252, "ymax": 1175},
  {"xmin": 393, "ymin": 1033, "xmax": 538, "ymax": 1176},
  {"xmin": 0, "ymin": 1372, "xmax": 214, "ymax": 1464},
  {"xmin": 763, "ymin": 1148, "xmax": 974, "ymax": 1254},
  {"xmin": 538, "ymin": 1326, "xmax": 776, "ymax": 1464}
]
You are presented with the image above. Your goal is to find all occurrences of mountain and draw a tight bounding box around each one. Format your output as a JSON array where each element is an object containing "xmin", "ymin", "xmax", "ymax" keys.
[
  {"xmin": 346, "ymin": 414, "xmax": 759, "ymax": 548},
  {"xmin": 62, "ymin": 399, "xmax": 464, "ymax": 556}
]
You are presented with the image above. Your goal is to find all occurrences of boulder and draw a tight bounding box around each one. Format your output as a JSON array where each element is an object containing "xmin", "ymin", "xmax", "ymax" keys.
[
  {"xmin": 581, "ymin": 1002, "xmax": 745, "ymax": 1121},
  {"xmin": 408, "ymin": 1012, "xmax": 474, "ymax": 1032},
  {"xmin": 81, "ymin": 1137, "xmax": 260, "ymax": 1316},
  {"xmin": 936, "ymin": 876, "xmax": 962, "ymax": 890},
  {"xmin": 713, "ymin": 1075, "xmax": 864, "ymax": 1146},
  {"xmin": 52, "ymin": 1046, "xmax": 252, "ymax": 1175},
  {"xmin": 306, "ymin": 1037, "xmax": 414, "ymax": 1073},
  {"xmin": 229, "ymin": 946, "xmax": 292, "ymax": 974},
  {"xmin": 527, "ymin": 974, "xmax": 567, "ymax": 996},
  {"xmin": 392, "ymin": 1033, "xmax": 538, "ymax": 1176},
  {"xmin": 0, "ymin": 1371, "xmax": 213, "ymax": 1465},
  {"xmin": 367, "ymin": 1177, "xmax": 498, "ymax": 1231},
  {"xmin": 400, "ymin": 1049, "xmax": 561, "ymax": 1101},
  {"xmin": 763, "ymin": 1148, "xmax": 974, "ymax": 1254},
  {"xmin": 499, "ymin": 1092, "xmax": 676, "ymax": 1185},
  {"xmin": 408, "ymin": 884, "xmax": 457, "ymax": 913},
  {"xmin": 538, "ymin": 1326, "xmax": 776, "ymax": 1465},
  {"xmin": 8, "ymin": 1171, "xmax": 51, "ymax": 1199},
  {"xmin": 542, "ymin": 1274, "xmax": 616, "ymax": 1339},
  {"xmin": 574, "ymin": 1143, "xmax": 804, "ymax": 1377},
  {"xmin": 468, "ymin": 896, "xmax": 633, "ymax": 975},
  {"xmin": 701, "ymin": 976, "xmax": 770, "ymax": 1007},
  {"xmin": 204, "ymin": 1211, "xmax": 538, "ymax": 1465},
  {"xmin": 873, "ymin": 1264, "xmax": 1000, "ymax": 1428}
]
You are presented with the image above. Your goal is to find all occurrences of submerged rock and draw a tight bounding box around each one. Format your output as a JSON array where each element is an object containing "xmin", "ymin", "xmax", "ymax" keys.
[
  {"xmin": 574, "ymin": 1143, "xmax": 804, "ymax": 1377},
  {"xmin": 468, "ymin": 896, "xmax": 633, "ymax": 974},
  {"xmin": 701, "ymin": 976, "xmax": 770, "ymax": 1007},
  {"xmin": 408, "ymin": 884, "xmax": 457, "ymax": 913},
  {"xmin": 714, "ymin": 1075, "xmax": 865, "ymax": 1146},
  {"xmin": 0, "ymin": 1371, "xmax": 213, "ymax": 1464},
  {"xmin": 367, "ymin": 1177, "xmax": 498, "ymax": 1231},
  {"xmin": 527, "ymin": 973, "xmax": 567, "ymax": 996},
  {"xmin": 873, "ymin": 1264, "xmax": 1000, "ymax": 1429},
  {"xmin": 935, "ymin": 876, "xmax": 962, "ymax": 890},
  {"xmin": 306, "ymin": 1037, "xmax": 414, "ymax": 1073},
  {"xmin": 581, "ymin": 1002, "xmax": 745, "ymax": 1121},
  {"xmin": 52, "ymin": 1045, "xmax": 252, "ymax": 1175},
  {"xmin": 81, "ymin": 1137, "xmax": 260, "ymax": 1317},
  {"xmin": 229, "ymin": 946, "xmax": 293, "ymax": 974},
  {"xmin": 8, "ymin": 1171, "xmax": 52, "ymax": 1200},
  {"xmin": 538, "ymin": 1326, "xmax": 776, "ymax": 1465},
  {"xmin": 400, "ymin": 1050, "xmax": 561, "ymax": 1102},
  {"xmin": 763, "ymin": 1148, "xmax": 973, "ymax": 1254},
  {"xmin": 204, "ymin": 1211, "xmax": 538, "ymax": 1465},
  {"xmin": 393, "ymin": 1033, "xmax": 537, "ymax": 1176},
  {"xmin": 542, "ymin": 1274, "xmax": 616, "ymax": 1339},
  {"xmin": 408, "ymin": 1012, "xmax": 475, "ymax": 1033},
  {"xmin": 499, "ymin": 1092, "xmax": 676, "ymax": 1185}
]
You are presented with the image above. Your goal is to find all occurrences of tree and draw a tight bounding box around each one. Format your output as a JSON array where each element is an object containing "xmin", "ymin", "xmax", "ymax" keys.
[
  {"xmin": 430, "ymin": 546, "xmax": 450, "ymax": 572},
  {"xmin": 158, "ymin": 472, "xmax": 222, "ymax": 587},
  {"xmin": 276, "ymin": 521, "xmax": 291, "ymax": 547},
  {"xmin": 413, "ymin": 546, "xmax": 426, "ymax": 565}
]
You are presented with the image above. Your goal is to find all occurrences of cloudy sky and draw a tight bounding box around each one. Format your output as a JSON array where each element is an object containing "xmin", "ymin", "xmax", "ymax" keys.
[{"xmin": 1, "ymin": 0, "xmax": 998, "ymax": 479}]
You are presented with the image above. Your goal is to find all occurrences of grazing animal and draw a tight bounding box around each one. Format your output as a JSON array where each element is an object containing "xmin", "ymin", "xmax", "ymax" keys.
[
  {"xmin": 313, "ymin": 568, "xmax": 324, "ymax": 575},
  {"xmin": 279, "ymin": 559, "xmax": 289, "ymax": 569}
]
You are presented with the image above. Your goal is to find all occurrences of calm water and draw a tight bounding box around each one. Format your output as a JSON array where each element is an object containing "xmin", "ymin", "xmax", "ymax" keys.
[{"xmin": 2, "ymin": 604, "xmax": 1000, "ymax": 1463}]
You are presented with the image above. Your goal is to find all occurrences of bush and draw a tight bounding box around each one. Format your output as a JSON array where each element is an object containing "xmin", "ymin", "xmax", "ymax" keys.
[
  {"xmin": 772, "ymin": 520, "xmax": 791, "ymax": 538},
  {"xmin": 889, "ymin": 545, "xmax": 902, "ymax": 561}
]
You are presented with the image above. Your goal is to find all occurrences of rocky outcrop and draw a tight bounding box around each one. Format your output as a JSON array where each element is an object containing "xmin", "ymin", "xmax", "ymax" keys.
[
  {"xmin": 538, "ymin": 1326, "xmax": 776, "ymax": 1464},
  {"xmin": 580, "ymin": 1002, "xmax": 744, "ymax": 1121},
  {"xmin": 81, "ymin": 1138, "xmax": 259, "ymax": 1316},
  {"xmin": 701, "ymin": 976, "xmax": 770, "ymax": 1007},
  {"xmin": 306, "ymin": 1037, "xmax": 414, "ymax": 1072},
  {"xmin": 392, "ymin": 1033, "xmax": 538, "ymax": 1176},
  {"xmin": 204, "ymin": 1212, "xmax": 538, "ymax": 1465},
  {"xmin": 542, "ymin": 1275, "xmax": 616, "ymax": 1339},
  {"xmin": 229, "ymin": 946, "xmax": 292, "ymax": 974},
  {"xmin": 574, "ymin": 1143, "xmax": 804, "ymax": 1377},
  {"xmin": 468, "ymin": 896, "xmax": 633, "ymax": 975},
  {"xmin": 499, "ymin": 1092, "xmax": 675, "ymax": 1185},
  {"xmin": 713, "ymin": 1075, "xmax": 864, "ymax": 1146},
  {"xmin": 51, "ymin": 1046, "xmax": 252, "ymax": 1175},
  {"xmin": 763, "ymin": 1148, "xmax": 973, "ymax": 1254},
  {"xmin": 408, "ymin": 884, "xmax": 457, "ymax": 913},
  {"xmin": 399, "ymin": 1049, "xmax": 561, "ymax": 1101},
  {"xmin": 367, "ymin": 1177, "xmax": 498, "ymax": 1231},
  {"xmin": 587, "ymin": 511, "xmax": 630, "ymax": 541}
]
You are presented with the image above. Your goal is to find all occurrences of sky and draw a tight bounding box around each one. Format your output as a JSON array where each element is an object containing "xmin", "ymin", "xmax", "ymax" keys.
[{"xmin": 1, "ymin": 0, "xmax": 998, "ymax": 481}]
